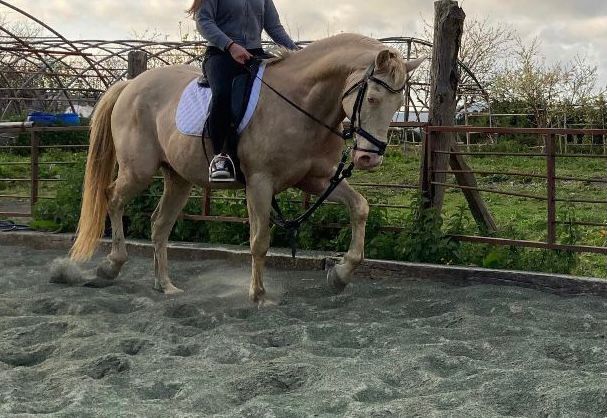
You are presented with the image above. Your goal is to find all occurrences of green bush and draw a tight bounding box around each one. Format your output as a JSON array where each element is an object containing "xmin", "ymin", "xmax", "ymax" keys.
[
  {"xmin": 394, "ymin": 195, "xmax": 461, "ymax": 264},
  {"xmin": 453, "ymin": 207, "xmax": 580, "ymax": 275},
  {"xmin": 31, "ymin": 160, "xmax": 582, "ymax": 276},
  {"xmin": 33, "ymin": 156, "xmax": 86, "ymax": 232}
]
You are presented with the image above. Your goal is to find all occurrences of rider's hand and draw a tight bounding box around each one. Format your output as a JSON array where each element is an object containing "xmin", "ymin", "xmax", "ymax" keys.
[{"xmin": 228, "ymin": 42, "xmax": 253, "ymax": 65}]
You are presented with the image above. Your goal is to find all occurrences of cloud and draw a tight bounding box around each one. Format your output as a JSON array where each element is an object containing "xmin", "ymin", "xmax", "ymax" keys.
[
  {"xmin": 465, "ymin": 0, "xmax": 606, "ymax": 20},
  {"xmin": 5, "ymin": 0, "xmax": 607, "ymax": 85}
]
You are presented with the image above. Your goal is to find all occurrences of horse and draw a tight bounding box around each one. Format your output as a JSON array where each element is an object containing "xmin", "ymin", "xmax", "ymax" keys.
[{"xmin": 69, "ymin": 33, "xmax": 424, "ymax": 304}]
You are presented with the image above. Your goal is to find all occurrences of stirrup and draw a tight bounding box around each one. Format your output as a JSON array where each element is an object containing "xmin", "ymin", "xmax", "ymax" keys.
[{"xmin": 208, "ymin": 153, "xmax": 236, "ymax": 183}]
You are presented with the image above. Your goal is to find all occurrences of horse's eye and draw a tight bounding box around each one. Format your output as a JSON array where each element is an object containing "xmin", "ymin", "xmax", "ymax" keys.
[{"xmin": 367, "ymin": 97, "xmax": 379, "ymax": 104}]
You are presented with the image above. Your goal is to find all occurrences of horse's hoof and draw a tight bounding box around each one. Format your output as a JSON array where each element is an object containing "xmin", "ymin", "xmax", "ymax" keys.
[
  {"xmin": 164, "ymin": 285, "xmax": 184, "ymax": 295},
  {"xmin": 96, "ymin": 259, "xmax": 120, "ymax": 280},
  {"xmin": 327, "ymin": 267, "xmax": 347, "ymax": 294},
  {"xmin": 154, "ymin": 281, "xmax": 183, "ymax": 295},
  {"xmin": 249, "ymin": 287, "xmax": 266, "ymax": 305}
]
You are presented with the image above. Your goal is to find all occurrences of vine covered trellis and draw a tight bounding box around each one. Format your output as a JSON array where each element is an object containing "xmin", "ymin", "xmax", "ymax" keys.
[{"xmin": 0, "ymin": 2, "xmax": 486, "ymax": 122}]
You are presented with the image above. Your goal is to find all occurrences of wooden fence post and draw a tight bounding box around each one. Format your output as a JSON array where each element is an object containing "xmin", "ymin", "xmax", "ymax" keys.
[
  {"xmin": 202, "ymin": 187, "xmax": 211, "ymax": 217},
  {"xmin": 420, "ymin": 127, "xmax": 433, "ymax": 202},
  {"xmin": 30, "ymin": 131, "xmax": 39, "ymax": 215},
  {"xmin": 426, "ymin": 0, "xmax": 465, "ymax": 211},
  {"xmin": 127, "ymin": 51, "xmax": 148, "ymax": 79},
  {"xmin": 546, "ymin": 134, "xmax": 556, "ymax": 244},
  {"xmin": 303, "ymin": 193, "xmax": 311, "ymax": 209},
  {"xmin": 422, "ymin": 0, "xmax": 497, "ymax": 232}
]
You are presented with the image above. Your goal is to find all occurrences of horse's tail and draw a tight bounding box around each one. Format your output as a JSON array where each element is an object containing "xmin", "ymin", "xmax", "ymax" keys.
[{"xmin": 70, "ymin": 80, "xmax": 129, "ymax": 262}]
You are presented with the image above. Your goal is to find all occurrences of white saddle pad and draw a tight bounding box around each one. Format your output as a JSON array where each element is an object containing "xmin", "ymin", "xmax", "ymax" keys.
[{"xmin": 176, "ymin": 63, "xmax": 266, "ymax": 137}]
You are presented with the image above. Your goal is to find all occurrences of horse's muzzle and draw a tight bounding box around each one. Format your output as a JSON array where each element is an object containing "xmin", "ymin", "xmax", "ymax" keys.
[{"xmin": 353, "ymin": 151, "xmax": 383, "ymax": 170}]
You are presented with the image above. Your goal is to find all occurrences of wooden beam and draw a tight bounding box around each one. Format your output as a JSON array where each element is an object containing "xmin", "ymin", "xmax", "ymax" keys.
[{"xmin": 449, "ymin": 147, "xmax": 497, "ymax": 232}]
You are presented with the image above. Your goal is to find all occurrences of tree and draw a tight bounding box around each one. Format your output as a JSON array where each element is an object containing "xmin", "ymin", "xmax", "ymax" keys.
[
  {"xmin": 492, "ymin": 37, "xmax": 562, "ymax": 128},
  {"xmin": 423, "ymin": 16, "xmax": 516, "ymax": 110},
  {"xmin": 491, "ymin": 36, "xmax": 605, "ymax": 130}
]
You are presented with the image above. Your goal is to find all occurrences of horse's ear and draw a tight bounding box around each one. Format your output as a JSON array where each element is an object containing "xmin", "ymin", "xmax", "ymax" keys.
[
  {"xmin": 404, "ymin": 57, "xmax": 426, "ymax": 74},
  {"xmin": 375, "ymin": 49, "xmax": 393, "ymax": 72}
]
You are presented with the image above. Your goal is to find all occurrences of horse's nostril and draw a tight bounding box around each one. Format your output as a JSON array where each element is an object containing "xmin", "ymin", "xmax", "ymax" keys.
[{"xmin": 359, "ymin": 155, "xmax": 371, "ymax": 164}]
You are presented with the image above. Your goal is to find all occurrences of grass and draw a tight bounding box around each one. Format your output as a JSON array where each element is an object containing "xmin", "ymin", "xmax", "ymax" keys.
[
  {"xmin": 352, "ymin": 144, "xmax": 606, "ymax": 242},
  {"xmin": 1, "ymin": 137, "xmax": 606, "ymax": 277},
  {"xmin": 350, "ymin": 139, "xmax": 606, "ymax": 278},
  {"xmin": 0, "ymin": 150, "xmax": 82, "ymax": 196}
]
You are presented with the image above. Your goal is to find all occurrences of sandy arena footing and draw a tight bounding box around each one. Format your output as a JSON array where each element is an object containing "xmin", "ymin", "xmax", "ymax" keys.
[{"xmin": 0, "ymin": 237, "xmax": 606, "ymax": 416}]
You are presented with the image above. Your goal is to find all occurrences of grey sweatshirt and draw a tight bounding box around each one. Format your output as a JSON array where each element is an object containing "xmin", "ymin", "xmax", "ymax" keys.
[{"xmin": 196, "ymin": 0, "xmax": 297, "ymax": 51}]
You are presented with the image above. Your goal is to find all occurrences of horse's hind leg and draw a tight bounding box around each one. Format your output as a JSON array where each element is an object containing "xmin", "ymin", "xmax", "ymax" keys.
[
  {"xmin": 96, "ymin": 168, "xmax": 154, "ymax": 280},
  {"xmin": 151, "ymin": 167, "xmax": 192, "ymax": 294}
]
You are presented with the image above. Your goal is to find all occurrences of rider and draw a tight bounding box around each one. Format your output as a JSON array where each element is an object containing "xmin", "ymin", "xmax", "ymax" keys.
[{"xmin": 187, "ymin": 0, "xmax": 300, "ymax": 182}]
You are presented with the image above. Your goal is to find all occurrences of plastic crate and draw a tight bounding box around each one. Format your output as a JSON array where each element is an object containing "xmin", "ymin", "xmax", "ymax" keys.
[
  {"xmin": 55, "ymin": 113, "xmax": 80, "ymax": 126},
  {"xmin": 26, "ymin": 112, "xmax": 57, "ymax": 126}
]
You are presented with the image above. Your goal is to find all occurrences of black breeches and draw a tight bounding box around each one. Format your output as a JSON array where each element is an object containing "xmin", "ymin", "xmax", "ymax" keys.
[{"xmin": 202, "ymin": 47, "xmax": 263, "ymax": 155}]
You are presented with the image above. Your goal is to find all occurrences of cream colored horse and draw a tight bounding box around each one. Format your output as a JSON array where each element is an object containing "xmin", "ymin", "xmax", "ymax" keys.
[{"xmin": 69, "ymin": 33, "xmax": 424, "ymax": 303}]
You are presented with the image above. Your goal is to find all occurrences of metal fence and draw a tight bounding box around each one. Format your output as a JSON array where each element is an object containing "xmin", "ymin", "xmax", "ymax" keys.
[
  {"xmin": 424, "ymin": 126, "xmax": 607, "ymax": 255},
  {"xmin": 1, "ymin": 123, "xmax": 607, "ymax": 255},
  {"xmin": 0, "ymin": 124, "xmax": 88, "ymax": 216},
  {"xmin": 0, "ymin": 122, "xmax": 423, "ymax": 222}
]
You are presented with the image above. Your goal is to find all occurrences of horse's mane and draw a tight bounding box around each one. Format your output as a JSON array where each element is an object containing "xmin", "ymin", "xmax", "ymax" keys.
[
  {"xmin": 267, "ymin": 33, "xmax": 407, "ymax": 85},
  {"xmin": 266, "ymin": 47, "xmax": 293, "ymax": 65}
]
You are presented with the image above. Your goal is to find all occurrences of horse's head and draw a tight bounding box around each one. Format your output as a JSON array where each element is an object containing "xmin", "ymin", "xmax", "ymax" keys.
[{"xmin": 342, "ymin": 51, "xmax": 425, "ymax": 170}]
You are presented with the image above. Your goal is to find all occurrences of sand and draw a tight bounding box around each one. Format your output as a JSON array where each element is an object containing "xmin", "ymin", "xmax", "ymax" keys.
[{"xmin": 0, "ymin": 243, "xmax": 606, "ymax": 417}]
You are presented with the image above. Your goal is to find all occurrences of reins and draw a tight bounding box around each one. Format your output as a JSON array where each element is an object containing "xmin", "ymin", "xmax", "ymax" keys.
[{"xmin": 241, "ymin": 57, "xmax": 406, "ymax": 257}]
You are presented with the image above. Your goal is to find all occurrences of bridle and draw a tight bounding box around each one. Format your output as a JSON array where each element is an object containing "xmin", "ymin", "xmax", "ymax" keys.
[
  {"xmin": 248, "ymin": 60, "xmax": 407, "ymax": 156},
  {"xmin": 341, "ymin": 63, "xmax": 407, "ymax": 156}
]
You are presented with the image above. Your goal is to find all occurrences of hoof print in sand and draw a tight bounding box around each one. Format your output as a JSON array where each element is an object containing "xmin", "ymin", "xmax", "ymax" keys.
[
  {"xmin": 82, "ymin": 278, "xmax": 116, "ymax": 288},
  {"xmin": 31, "ymin": 298, "xmax": 92, "ymax": 316},
  {"xmin": 2, "ymin": 321, "xmax": 68, "ymax": 346},
  {"xmin": 120, "ymin": 338, "xmax": 152, "ymax": 356},
  {"xmin": 231, "ymin": 364, "xmax": 315, "ymax": 403},
  {"xmin": 250, "ymin": 329, "xmax": 303, "ymax": 348},
  {"xmin": 353, "ymin": 384, "xmax": 400, "ymax": 404},
  {"xmin": 0, "ymin": 345, "xmax": 56, "ymax": 367},
  {"xmin": 84, "ymin": 354, "xmax": 131, "ymax": 379},
  {"xmin": 172, "ymin": 344, "xmax": 200, "ymax": 357},
  {"xmin": 138, "ymin": 382, "xmax": 182, "ymax": 400},
  {"xmin": 164, "ymin": 303, "xmax": 200, "ymax": 319}
]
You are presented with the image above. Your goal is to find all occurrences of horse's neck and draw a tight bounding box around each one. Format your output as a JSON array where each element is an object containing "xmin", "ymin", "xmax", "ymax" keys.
[
  {"xmin": 295, "ymin": 45, "xmax": 377, "ymax": 89},
  {"xmin": 270, "ymin": 46, "xmax": 378, "ymax": 129}
]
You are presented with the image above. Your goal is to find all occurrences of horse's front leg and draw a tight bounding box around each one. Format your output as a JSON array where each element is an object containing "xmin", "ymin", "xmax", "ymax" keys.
[
  {"xmin": 246, "ymin": 176, "xmax": 274, "ymax": 304},
  {"xmin": 325, "ymin": 180, "xmax": 369, "ymax": 292}
]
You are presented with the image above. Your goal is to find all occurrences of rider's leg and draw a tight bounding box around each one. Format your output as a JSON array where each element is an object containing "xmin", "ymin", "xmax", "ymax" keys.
[{"xmin": 203, "ymin": 48, "xmax": 243, "ymax": 181}]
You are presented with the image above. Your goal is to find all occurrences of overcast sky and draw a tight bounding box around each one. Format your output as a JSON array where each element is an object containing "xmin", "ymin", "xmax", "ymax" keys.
[{"xmin": 6, "ymin": 0, "xmax": 607, "ymax": 85}]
